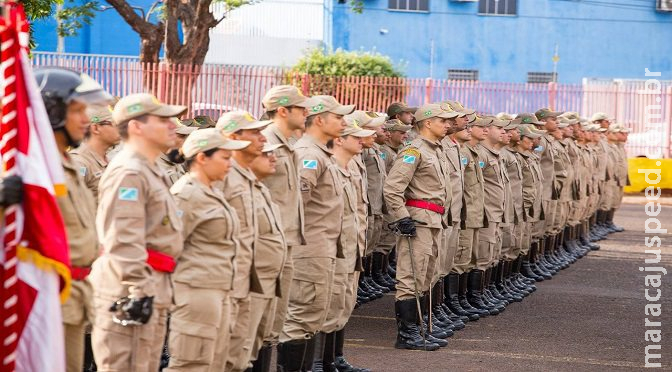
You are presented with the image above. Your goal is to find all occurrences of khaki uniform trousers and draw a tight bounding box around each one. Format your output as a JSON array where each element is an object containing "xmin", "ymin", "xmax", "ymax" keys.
[
  {"xmin": 365, "ymin": 215, "xmax": 383, "ymax": 256},
  {"xmin": 568, "ymin": 200, "xmax": 583, "ymax": 226},
  {"xmin": 339, "ymin": 272, "xmax": 359, "ymax": 330},
  {"xmin": 280, "ymin": 257, "xmax": 335, "ymax": 342},
  {"xmin": 376, "ymin": 214, "xmax": 397, "ymax": 254},
  {"xmin": 500, "ymin": 222, "xmax": 513, "ymax": 260},
  {"xmin": 92, "ymin": 297, "xmax": 169, "ymax": 372},
  {"xmin": 517, "ymin": 221, "xmax": 531, "ymax": 256},
  {"xmin": 63, "ymin": 279, "xmax": 93, "ymax": 372},
  {"xmin": 552, "ymin": 201, "xmax": 569, "ymax": 234},
  {"xmin": 395, "ymin": 226, "xmax": 439, "ymax": 301},
  {"xmin": 240, "ymin": 294, "xmax": 275, "ymax": 371},
  {"xmin": 433, "ymin": 225, "xmax": 458, "ymax": 282},
  {"xmin": 225, "ymin": 296, "xmax": 251, "ymax": 371},
  {"xmin": 542, "ymin": 200, "xmax": 557, "ymax": 236},
  {"xmin": 502, "ymin": 222, "xmax": 524, "ymax": 260},
  {"xmin": 452, "ymin": 228, "xmax": 479, "ymax": 274},
  {"xmin": 598, "ymin": 180, "xmax": 611, "ymax": 211},
  {"xmin": 473, "ymin": 222, "xmax": 500, "ymax": 270},
  {"xmin": 166, "ymin": 284, "xmax": 232, "ymax": 372},
  {"xmin": 270, "ymin": 247, "xmax": 294, "ymax": 342}
]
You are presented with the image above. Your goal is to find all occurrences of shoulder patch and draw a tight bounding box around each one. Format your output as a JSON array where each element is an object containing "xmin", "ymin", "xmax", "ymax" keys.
[
  {"xmin": 380, "ymin": 152, "xmax": 386, "ymax": 160},
  {"xmin": 401, "ymin": 148, "xmax": 421, "ymax": 158},
  {"xmin": 302, "ymin": 159, "xmax": 318, "ymax": 170},
  {"xmin": 478, "ymin": 160, "xmax": 485, "ymax": 168},
  {"xmin": 79, "ymin": 166, "xmax": 87, "ymax": 176},
  {"xmin": 118, "ymin": 187, "xmax": 139, "ymax": 201},
  {"xmin": 461, "ymin": 156, "xmax": 468, "ymax": 166}
]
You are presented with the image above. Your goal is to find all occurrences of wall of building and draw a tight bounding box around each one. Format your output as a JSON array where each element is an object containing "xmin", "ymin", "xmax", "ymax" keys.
[{"xmin": 326, "ymin": 0, "xmax": 672, "ymax": 82}]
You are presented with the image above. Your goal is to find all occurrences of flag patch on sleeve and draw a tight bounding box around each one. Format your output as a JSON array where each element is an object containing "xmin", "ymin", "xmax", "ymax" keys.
[
  {"xmin": 303, "ymin": 160, "xmax": 318, "ymax": 169},
  {"xmin": 118, "ymin": 187, "xmax": 139, "ymax": 201}
]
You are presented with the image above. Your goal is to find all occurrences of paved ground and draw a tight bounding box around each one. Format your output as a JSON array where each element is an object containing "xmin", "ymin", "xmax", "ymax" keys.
[{"xmin": 342, "ymin": 203, "xmax": 672, "ymax": 371}]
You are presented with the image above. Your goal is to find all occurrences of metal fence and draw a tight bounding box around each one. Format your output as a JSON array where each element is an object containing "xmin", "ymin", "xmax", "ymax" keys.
[{"xmin": 31, "ymin": 52, "xmax": 672, "ymax": 157}]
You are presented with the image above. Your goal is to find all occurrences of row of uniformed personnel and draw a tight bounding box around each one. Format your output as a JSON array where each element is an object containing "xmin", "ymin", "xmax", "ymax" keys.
[{"xmin": 2, "ymin": 67, "xmax": 629, "ymax": 372}]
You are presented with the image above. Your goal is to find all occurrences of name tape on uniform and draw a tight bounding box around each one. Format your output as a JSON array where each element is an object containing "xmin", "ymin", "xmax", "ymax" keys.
[
  {"xmin": 303, "ymin": 160, "xmax": 318, "ymax": 169},
  {"xmin": 118, "ymin": 187, "xmax": 139, "ymax": 201}
]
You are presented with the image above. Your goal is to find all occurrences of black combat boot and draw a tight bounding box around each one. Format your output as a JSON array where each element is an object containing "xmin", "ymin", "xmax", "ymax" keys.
[
  {"xmin": 432, "ymin": 281, "xmax": 462, "ymax": 330},
  {"xmin": 276, "ymin": 339, "xmax": 307, "ymax": 372},
  {"xmin": 483, "ymin": 268, "xmax": 508, "ymax": 310},
  {"xmin": 303, "ymin": 337, "xmax": 317, "ymax": 372},
  {"xmin": 421, "ymin": 294, "xmax": 453, "ymax": 340},
  {"xmin": 381, "ymin": 253, "xmax": 397, "ymax": 288},
  {"xmin": 607, "ymin": 208, "xmax": 625, "ymax": 232},
  {"xmin": 458, "ymin": 272, "xmax": 488, "ymax": 317},
  {"xmin": 363, "ymin": 256, "xmax": 389, "ymax": 293},
  {"xmin": 334, "ymin": 329, "xmax": 370, "ymax": 372},
  {"xmin": 595, "ymin": 210, "xmax": 610, "ymax": 239},
  {"xmin": 372, "ymin": 252, "xmax": 395, "ymax": 291},
  {"xmin": 531, "ymin": 240, "xmax": 553, "ymax": 279},
  {"xmin": 499, "ymin": 260, "xmax": 525, "ymax": 300},
  {"xmin": 311, "ymin": 332, "xmax": 328, "ymax": 372},
  {"xmin": 580, "ymin": 222, "xmax": 600, "ymax": 250},
  {"xmin": 574, "ymin": 224, "xmax": 592, "ymax": 255},
  {"xmin": 250, "ymin": 343, "xmax": 272, "ymax": 372},
  {"xmin": 521, "ymin": 245, "xmax": 544, "ymax": 282},
  {"xmin": 394, "ymin": 299, "xmax": 440, "ymax": 351},
  {"xmin": 512, "ymin": 256, "xmax": 536, "ymax": 293},
  {"xmin": 445, "ymin": 273, "xmax": 478, "ymax": 321},
  {"xmin": 467, "ymin": 270, "xmax": 500, "ymax": 315}
]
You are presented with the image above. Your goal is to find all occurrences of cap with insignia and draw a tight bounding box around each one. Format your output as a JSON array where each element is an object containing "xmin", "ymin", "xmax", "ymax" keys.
[
  {"xmin": 519, "ymin": 125, "xmax": 546, "ymax": 139},
  {"xmin": 512, "ymin": 113, "xmax": 544, "ymax": 125},
  {"xmin": 590, "ymin": 112, "xmax": 611, "ymax": 122},
  {"xmin": 262, "ymin": 143, "xmax": 283, "ymax": 153},
  {"xmin": 113, "ymin": 93, "xmax": 187, "ymax": 123},
  {"xmin": 471, "ymin": 116, "xmax": 494, "ymax": 127},
  {"xmin": 414, "ymin": 103, "xmax": 459, "ymax": 121},
  {"xmin": 345, "ymin": 110, "xmax": 387, "ymax": 129},
  {"xmin": 384, "ymin": 119, "xmax": 413, "ymax": 132},
  {"xmin": 87, "ymin": 104, "xmax": 114, "ymax": 124},
  {"xmin": 307, "ymin": 95, "xmax": 356, "ymax": 117},
  {"xmin": 496, "ymin": 112, "xmax": 516, "ymax": 121},
  {"xmin": 181, "ymin": 128, "xmax": 251, "ymax": 158},
  {"xmin": 216, "ymin": 111, "xmax": 272, "ymax": 134},
  {"xmin": 262, "ymin": 85, "xmax": 315, "ymax": 111},
  {"xmin": 557, "ymin": 116, "xmax": 577, "ymax": 128},
  {"xmin": 341, "ymin": 121, "xmax": 376, "ymax": 137},
  {"xmin": 482, "ymin": 115, "xmax": 508, "ymax": 128},
  {"xmin": 535, "ymin": 108, "xmax": 563, "ymax": 120},
  {"xmin": 444, "ymin": 100, "xmax": 476, "ymax": 115}
]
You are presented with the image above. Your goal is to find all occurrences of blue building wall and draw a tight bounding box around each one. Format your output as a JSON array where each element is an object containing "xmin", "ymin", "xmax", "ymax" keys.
[
  {"xmin": 327, "ymin": 0, "xmax": 672, "ymax": 82},
  {"xmin": 32, "ymin": 0, "xmax": 156, "ymax": 56}
]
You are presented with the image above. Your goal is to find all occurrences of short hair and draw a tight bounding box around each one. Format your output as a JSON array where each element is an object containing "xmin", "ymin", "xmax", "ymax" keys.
[
  {"xmin": 305, "ymin": 113, "xmax": 327, "ymax": 129},
  {"xmin": 184, "ymin": 147, "xmax": 219, "ymax": 171},
  {"xmin": 117, "ymin": 114, "xmax": 149, "ymax": 140},
  {"xmin": 265, "ymin": 110, "xmax": 278, "ymax": 119}
]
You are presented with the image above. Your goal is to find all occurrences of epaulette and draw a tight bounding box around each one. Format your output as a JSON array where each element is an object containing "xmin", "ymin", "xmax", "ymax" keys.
[{"xmin": 171, "ymin": 177, "xmax": 196, "ymax": 199}]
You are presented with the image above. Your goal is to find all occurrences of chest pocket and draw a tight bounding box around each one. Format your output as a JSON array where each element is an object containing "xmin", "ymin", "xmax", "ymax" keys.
[
  {"xmin": 482, "ymin": 159, "xmax": 498, "ymax": 180},
  {"xmin": 197, "ymin": 206, "xmax": 234, "ymax": 243},
  {"xmin": 227, "ymin": 188, "xmax": 252, "ymax": 229},
  {"xmin": 149, "ymin": 187, "xmax": 181, "ymax": 232},
  {"xmin": 276, "ymin": 155, "xmax": 293, "ymax": 191},
  {"xmin": 464, "ymin": 161, "xmax": 479, "ymax": 187},
  {"xmin": 326, "ymin": 165, "xmax": 343, "ymax": 197}
]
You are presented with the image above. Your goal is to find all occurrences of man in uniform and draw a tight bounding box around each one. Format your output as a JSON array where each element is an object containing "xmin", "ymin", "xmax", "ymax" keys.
[
  {"xmin": 35, "ymin": 67, "xmax": 114, "ymax": 372},
  {"xmin": 260, "ymin": 85, "xmax": 313, "ymax": 366},
  {"xmin": 70, "ymin": 104, "xmax": 120, "ymax": 201},
  {"xmin": 280, "ymin": 95, "xmax": 352, "ymax": 370},
  {"xmin": 215, "ymin": 110, "xmax": 271, "ymax": 372},
  {"xmin": 158, "ymin": 120, "xmax": 197, "ymax": 186},
  {"xmin": 387, "ymin": 102, "xmax": 417, "ymax": 142},
  {"xmin": 590, "ymin": 112, "xmax": 614, "ymax": 238},
  {"xmin": 90, "ymin": 93, "xmax": 186, "ymax": 371},
  {"xmin": 384, "ymin": 104, "xmax": 455, "ymax": 351}
]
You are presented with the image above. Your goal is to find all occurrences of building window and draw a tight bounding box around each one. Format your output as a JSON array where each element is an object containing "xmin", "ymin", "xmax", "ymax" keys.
[
  {"xmin": 528, "ymin": 72, "xmax": 557, "ymax": 84},
  {"xmin": 388, "ymin": 0, "xmax": 429, "ymax": 12},
  {"xmin": 448, "ymin": 69, "xmax": 479, "ymax": 81},
  {"xmin": 478, "ymin": 0, "xmax": 516, "ymax": 16}
]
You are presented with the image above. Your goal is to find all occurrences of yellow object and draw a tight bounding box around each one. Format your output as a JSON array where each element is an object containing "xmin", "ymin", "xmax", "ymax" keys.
[{"xmin": 624, "ymin": 158, "xmax": 672, "ymax": 193}]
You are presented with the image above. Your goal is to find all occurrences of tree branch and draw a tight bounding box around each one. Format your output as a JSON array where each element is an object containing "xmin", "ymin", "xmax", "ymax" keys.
[{"xmin": 106, "ymin": 0, "xmax": 159, "ymax": 38}]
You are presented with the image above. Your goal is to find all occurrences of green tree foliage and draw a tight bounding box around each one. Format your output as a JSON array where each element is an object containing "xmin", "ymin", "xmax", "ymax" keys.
[
  {"xmin": 292, "ymin": 48, "xmax": 404, "ymax": 77},
  {"xmin": 21, "ymin": 0, "xmax": 98, "ymax": 49}
]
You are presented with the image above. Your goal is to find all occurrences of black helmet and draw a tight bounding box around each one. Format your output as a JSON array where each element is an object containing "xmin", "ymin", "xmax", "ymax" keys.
[{"xmin": 33, "ymin": 67, "xmax": 113, "ymax": 130}]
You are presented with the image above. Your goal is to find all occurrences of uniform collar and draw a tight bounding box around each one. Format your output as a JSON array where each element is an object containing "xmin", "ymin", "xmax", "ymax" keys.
[
  {"xmin": 79, "ymin": 142, "xmax": 108, "ymax": 167},
  {"xmin": 302, "ymin": 133, "xmax": 333, "ymax": 155},
  {"xmin": 267, "ymin": 123, "xmax": 293, "ymax": 151},
  {"xmin": 231, "ymin": 158, "xmax": 258, "ymax": 183},
  {"xmin": 419, "ymin": 135, "xmax": 442, "ymax": 148}
]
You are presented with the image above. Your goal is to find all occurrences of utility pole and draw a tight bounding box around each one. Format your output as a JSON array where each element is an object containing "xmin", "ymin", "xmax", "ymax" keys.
[{"xmin": 552, "ymin": 44, "xmax": 559, "ymax": 83}]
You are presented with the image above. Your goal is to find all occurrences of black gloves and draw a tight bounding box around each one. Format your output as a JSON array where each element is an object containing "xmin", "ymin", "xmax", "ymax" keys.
[
  {"xmin": 394, "ymin": 217, "xmax": 417, "ymax": 236},
  {"xmin": 0, "ymin": 175, "xmax": 23, "ymax": 207},
  {"xmin": 110, "ymin": 296, "xmax": 154, "ymax": 326}
]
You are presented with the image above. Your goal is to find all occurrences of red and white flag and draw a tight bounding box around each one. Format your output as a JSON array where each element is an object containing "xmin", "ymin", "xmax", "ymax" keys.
[{"xmin": 1, "ymin": 3, "xmax": 70, "ymax": 372}]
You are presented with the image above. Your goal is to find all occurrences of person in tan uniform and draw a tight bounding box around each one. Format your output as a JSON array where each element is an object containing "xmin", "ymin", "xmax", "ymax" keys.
[
  {"xmin": 214, "ymin": 111, "xmax": 271, "ymax": 372},
  {"xmin": 509, "ymin": 122, "xmax": 547, "ymax": 282},
  {"xmin": 89, "ymin": 93, "xmax": 186, "ymax": 372},
  {"xmin": 70, "ymin": 104, "xmax": 120, "ymax": 201},
  {"xmin": 166, "ymin": 129, "xmax": 250, "ymax": 371},
  {"xmin": 259, "ymin": 85, "xmax": 314, "ymax": 367},
  {"xmin": 158, "ymin": 121, "xmax": 197, "ymax": 186},
  {"xmin": 589, "ymin": 112, "xmax": 614, "ymax": 239},
  {"xmin": 312, "ymin": 122, "xmax": 374, "ymax": 371},
  {"xmin": 247, "ymin": 143, "xmax": 289, "ymax": 371},
  {"xmin": 472, "ymin": 117, "xmax": 508, "ymax": 312},
  {"xmin": 281, "ymin": 95, "xmax": 352, "ymax": 371},
  {"xmin": 34, "ymin": 67, "xmax": 114, "ymax": 372},
  {"xmin": 384, "ymin": 104, "xmax": 455, "ymax": 351},
  {"xmin": 348, "ymin": 111, "xmax": 394, "ymax": 297}
]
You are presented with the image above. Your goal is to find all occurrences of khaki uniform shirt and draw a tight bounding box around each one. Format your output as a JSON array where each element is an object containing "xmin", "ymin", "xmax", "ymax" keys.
[
  {"xmin": 253, "ymin": 180, "xmax": 287, "ymax": 298},
  {"xmin": 476, "ymin": 143, "xmax": 506, "ymax": 224},
  {"xmin": 380, "ymin": 143, "xmax": 399, "ymax": 174},
  {"xmin": 576, "ymin": 143, "xmax": 591, "ymax": 199},
  {"xmin": 501, "ymin": 147, "xmax": 523, "ymax": 224},
  {"xmin": 336, "ymin": 161, "xmax": 361, "ymax": 274},
  {"xmin": 588, "ymin": 144, "xmax": 601, "ymax": 195},
  {"xmin": 556, "ymin": 139, "xmax": 574, "ymax": 202},
  {"xmin": 362, "ymin": 144, "xmax": 386, "ymax": 216},
  {"xmin": 538, "ymin": 135, "xmax": 556, "ymax": 200},
  {"xmin": 596, "ymin": 137, "xmax": 610, "ymax": 183},
  {"xmin": 171, "ymin": 173, "xmax": 238, "ymax": 290},
  {"xmin": 70, "ymin": 142, "xmax": 107, "ymax": 201},
  {"xmin": 384, "ymin": 136, "xmax": 450, "ymax": 229},
  {"xmin": 461, "ymin": 143, "xmax": 486, "ymax": 228},
  {"xmin": 562, "ymin": 138, "xmax": 582, "ymax": 201},
  {"xmin": 158, "ymin": 153, "xmax": 186, "ymax": 186},
  {"xmin": 261, "ymin": 124, "xmax": 305, "ymax": 246},
  {"xmin": 441, "ymin": 137, "xmax": 464, "ymax": 225},
  {"xmin": 59, "ymin": 154, "xmax": 98, "ymax": 268},
  {"xmin": 515, "ymin": 150, "xmax": 544, "ymax": 221},
  {"xmin": 294, "ymin": 134, "xmax": 344, "ymax": 259},
  {"xmin": 617, "ymin": 143, "xmax": 629, "ymax": 186},
  {"xmin": 91, "ymin": 147, "xmax": 183, "ymax": 306},
  {"xmin": 349, "ymin": 156, "xmax": 368, "ymax": 262},
  {"xmin": 221, "ymin": 161, "xmax": 263, "ymax": 298}
]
